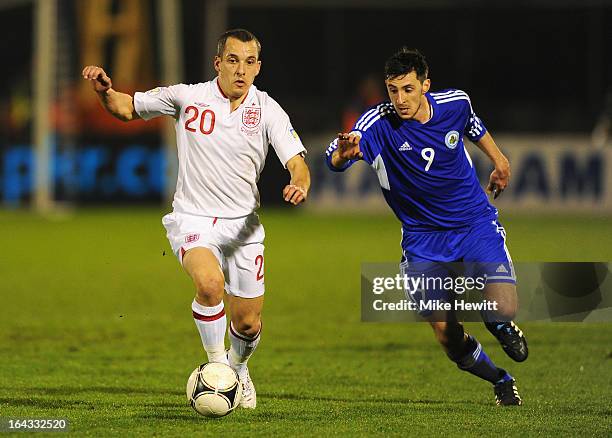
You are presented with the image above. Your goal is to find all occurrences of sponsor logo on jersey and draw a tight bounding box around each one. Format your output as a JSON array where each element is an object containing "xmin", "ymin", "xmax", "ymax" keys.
[
  {"xmin": 185, "ymin": 233, "xmax": 200, "ymax": 243},
  {"xmin": 194, "ymin": 101, "xmax": 210, "ymax": 107},
  {"xmin": 399, "ymin": 141, "xmax": 412, "ymax": 151},
  {"xmin": 242, "ymin": 105, "xmax": 261, "ymax": 130},
  {"xmin": 445, "ymin": 130, "xmax": 460, "ymax": 149}
]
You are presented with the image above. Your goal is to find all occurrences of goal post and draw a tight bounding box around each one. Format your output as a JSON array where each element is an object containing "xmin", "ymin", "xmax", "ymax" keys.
[{"xmin": 33, "ymin": 0, "xmax": 57, "ymax": 212}]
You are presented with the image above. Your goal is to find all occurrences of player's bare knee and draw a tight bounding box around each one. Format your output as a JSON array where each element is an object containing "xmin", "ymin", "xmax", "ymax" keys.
[
  {"xmin": 494, "ymin": 304, "xmax": 517, "ymax": 321},
  {"xmin": 233, "ymin": 315, "xmax": 261, "ymax": 337},
  {"xmin": 486, "ymin": 295, "xmax": 517, "ymax": 321},
  {"xmin": 193, "ymin": 273, "xmax": 225, "ymax": 305}
]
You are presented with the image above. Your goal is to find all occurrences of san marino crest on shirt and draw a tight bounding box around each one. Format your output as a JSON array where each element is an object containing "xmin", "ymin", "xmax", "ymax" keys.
[
  {"xmin": 241, "ymin": 103, "xmax": 261, "ymax": 134},
  {"xmin": 444, "ymin": 130, "xmax": 460, "ymax": 149}
]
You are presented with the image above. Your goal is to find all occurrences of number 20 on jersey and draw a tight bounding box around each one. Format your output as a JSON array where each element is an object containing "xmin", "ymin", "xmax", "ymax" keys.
[{"xmin": 184, "ymin": 106, "xmax": 216, "ymax": 135}]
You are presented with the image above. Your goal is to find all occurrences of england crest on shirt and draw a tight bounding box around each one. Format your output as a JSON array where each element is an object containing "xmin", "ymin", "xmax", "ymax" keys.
[{"xmin": 242, "ymin": 105, "xmax": 261, "ymax": 133}]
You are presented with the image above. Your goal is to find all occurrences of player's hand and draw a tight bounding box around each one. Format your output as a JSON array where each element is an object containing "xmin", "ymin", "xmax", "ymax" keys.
[
  {"xmin": 487, "ymin": 157, "xmax": 511, "ymax": 199},
  {"xmin": 81, "ymin": 65, "xmax": 112, "ymax": 94},
  {"xmin": 282, "ymin": 184, "xmax": 307, "ymax": 205},
  {"xmin": 336, "ymin": 132, "xmax": 363, "ymax": 161}
]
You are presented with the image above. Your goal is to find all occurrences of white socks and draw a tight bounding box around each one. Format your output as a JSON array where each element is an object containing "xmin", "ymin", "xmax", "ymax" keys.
[
  {"xmin": 228, "ymin": 321, "xmax": 261, "ymax": 375},
  {"xmin": 191, "ymin": 299, "xmax": 261, "ymax": 370},
  {"xmin": 192, "ymin": 299, "xmax": 228, "ymax": 364}
]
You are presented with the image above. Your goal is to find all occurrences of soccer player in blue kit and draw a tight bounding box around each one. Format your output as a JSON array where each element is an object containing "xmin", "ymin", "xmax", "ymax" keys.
[{"xmin": 325, "ymin": 48, "xmax": 528, "ymax": 405}]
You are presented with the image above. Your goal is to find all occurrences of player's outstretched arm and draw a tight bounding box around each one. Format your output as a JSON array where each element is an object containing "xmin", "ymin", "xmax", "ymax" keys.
[
  {"xmin": 475, "ymin": 132, "xmax": 510, "ymax": 199},
  {"xmin": 283, "ymin": 154, "xmax": 310, "ymax": 206},
  {"xmin": 331, "ymin": 132, "xmax": 363, "ymax": 169},
  {"xmin": 81, "ymin": 65, "xmax": 140, "ymax": 122}
]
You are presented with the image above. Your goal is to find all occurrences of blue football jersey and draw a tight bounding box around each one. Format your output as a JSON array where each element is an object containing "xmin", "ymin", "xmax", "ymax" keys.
[{"xmin": 325, "ymin": 89, "xmax": 498, "ymax": 230}]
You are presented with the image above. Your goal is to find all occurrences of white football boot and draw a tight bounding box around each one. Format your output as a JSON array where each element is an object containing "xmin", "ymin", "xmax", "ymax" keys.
[
  {"xmin": 237, "ymin": 367, "xmax": 256, "ymax": 409},
  {"xmin": 226, "ymin": 350, "xmax": 256, "ymax": 409}
]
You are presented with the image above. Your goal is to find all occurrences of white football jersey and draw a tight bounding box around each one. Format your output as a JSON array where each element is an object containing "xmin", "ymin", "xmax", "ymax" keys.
[{"xmin": 134, "ymin": 78, "xmax": 306, "ymax": 218}]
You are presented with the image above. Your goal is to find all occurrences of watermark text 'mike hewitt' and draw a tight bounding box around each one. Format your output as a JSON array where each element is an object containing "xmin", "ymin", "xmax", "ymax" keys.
[{"xmin": 373, "ymin": 299, "xmax": 499, "ymax": 312}]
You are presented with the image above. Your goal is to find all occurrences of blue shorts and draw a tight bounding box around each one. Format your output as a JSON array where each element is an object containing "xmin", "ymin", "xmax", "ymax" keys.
[{"xmin": 400, "ymin": 219, "xmax": 516, "ymax": 316}]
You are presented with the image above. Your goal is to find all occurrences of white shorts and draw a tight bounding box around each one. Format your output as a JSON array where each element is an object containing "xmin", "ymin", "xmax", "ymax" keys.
[{"xmin": 162, "ymin": 211, "xmax": 265, "ymax": 298}]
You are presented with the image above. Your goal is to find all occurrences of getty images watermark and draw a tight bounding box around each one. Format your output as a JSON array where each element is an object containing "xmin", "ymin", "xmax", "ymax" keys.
[
  {"xmin": 361, "ymin": 262, "xmax": 612, "ymax": 322},
  {"xmin": 371, "ymin": 272, "xmax": 498, "ymax": 312}
]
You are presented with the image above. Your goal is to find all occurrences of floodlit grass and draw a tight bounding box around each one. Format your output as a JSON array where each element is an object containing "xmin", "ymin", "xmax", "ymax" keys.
[{"xmin": 1, "ymin": 209, "xmax": 611, "ymax": 436}]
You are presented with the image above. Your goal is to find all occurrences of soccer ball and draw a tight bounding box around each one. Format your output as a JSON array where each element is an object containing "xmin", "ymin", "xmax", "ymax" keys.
[{"xmin": 186, "ymin": 362, "xmax": 242, "ymax": 418}]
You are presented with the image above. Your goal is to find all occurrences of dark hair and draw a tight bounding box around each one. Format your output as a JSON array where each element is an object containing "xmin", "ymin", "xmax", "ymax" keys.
[
  {"xmin": 216, "ymin": 29, "xmax": 261, "ymax": 59},
  {"xmin": 384, "ymin": 48, "xmax": 428, "ymax": 82}
]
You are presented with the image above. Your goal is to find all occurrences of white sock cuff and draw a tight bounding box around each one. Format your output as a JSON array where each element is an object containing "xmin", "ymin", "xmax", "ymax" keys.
[
  {"xmin": 192, "ymin": 299, "xmax": 224, "ymax": 317},
  {"xmin": 229, "ymin": 321, "xmax": 260, "ymax": 342}
]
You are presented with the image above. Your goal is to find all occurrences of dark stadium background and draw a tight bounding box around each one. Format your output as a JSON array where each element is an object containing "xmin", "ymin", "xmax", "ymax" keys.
[
  {"xmin": 0, "ymin": 0, "xmax": 610, "ymax": 205},
  {"xmin": 0, "ymin": 1, "xmax": 611, "ymax": 435}
]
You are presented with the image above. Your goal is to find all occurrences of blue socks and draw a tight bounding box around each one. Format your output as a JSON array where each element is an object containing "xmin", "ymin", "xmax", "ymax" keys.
[{"xmin": 453, "ymin": 335, "xmax": 510, "ymax": 384}]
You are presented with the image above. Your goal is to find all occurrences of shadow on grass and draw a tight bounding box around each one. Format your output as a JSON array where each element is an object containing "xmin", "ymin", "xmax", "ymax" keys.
[
  {"xmin": 1, "ymin": 386, "xmax": 179, "ymax": 397},
  {"xmin": 137, "ymin": 411, "xmax": 210, "ymax": 422},
  {"xmin": 272, "ymin": 342, "xmax": 419, "ymax": 353},
  {"xmin": 1, "ymin": 394, "xmax": 187, "ymax": 413},
  {"xmin": 134, "ymin": 394, "xmax": 486, "ymax": 422},
  {"xmin": 259, "ymin": 392, "xmax": 482, "ymax": 406},
  {"xmin": 0, "ymin": 397, "xmax": 96, "ymax": 409}
]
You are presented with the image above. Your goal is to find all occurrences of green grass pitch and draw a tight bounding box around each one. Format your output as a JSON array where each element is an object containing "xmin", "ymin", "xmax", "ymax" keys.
[{"xmin": 1, "ymin": 209, "xmax": 611, "ymax": 436}]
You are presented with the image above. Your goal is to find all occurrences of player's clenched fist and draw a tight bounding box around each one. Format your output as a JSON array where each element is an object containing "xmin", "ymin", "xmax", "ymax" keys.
[
  {"xmin": 82, "ymin": 66, "xmax": 112, "ymax": 93},
  {"xmin": 336, "ymin": 132, "xmax": 363, "ymax": 161},
  {"xmin": 282, "ymin": 184, "xmax": 307, "ymax": 206},
  {"xmin": 487, "ymin": 157, "xmax": 511, "ymax": 199}
]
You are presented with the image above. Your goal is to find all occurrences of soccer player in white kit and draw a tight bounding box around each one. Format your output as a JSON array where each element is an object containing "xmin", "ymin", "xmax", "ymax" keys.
[{"xmin": 82, "ymin": 29, "xmax": 311, "ymax": 409}]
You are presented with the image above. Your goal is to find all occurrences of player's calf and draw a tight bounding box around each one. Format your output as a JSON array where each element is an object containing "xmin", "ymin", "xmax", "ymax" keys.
[{"xmin": 431, "ymin": 319, "xmax": 464, "ymax": 351}]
